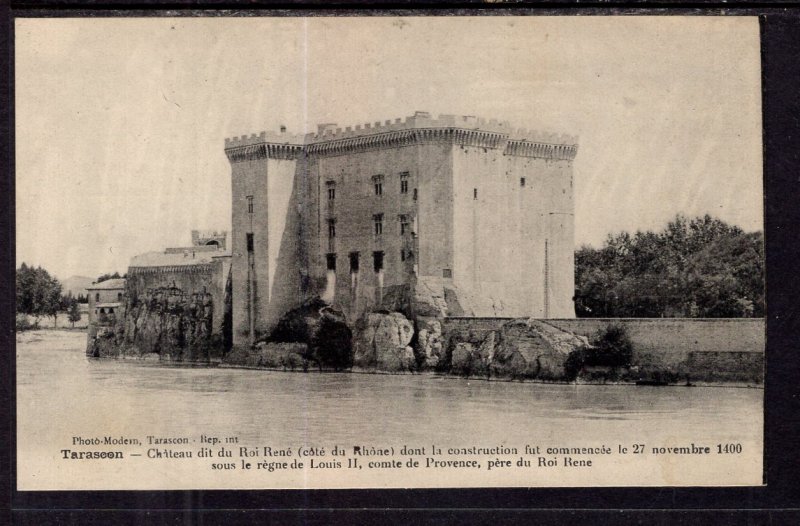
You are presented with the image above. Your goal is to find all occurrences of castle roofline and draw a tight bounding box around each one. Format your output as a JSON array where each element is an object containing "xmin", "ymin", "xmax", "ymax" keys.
[
  {"xmin": 224, "ymin": 112, "xmax": 578, "ymax": 150},
  {"xmin": 128, "ymin": 251, "xmax": 218, "ymax": 269}
]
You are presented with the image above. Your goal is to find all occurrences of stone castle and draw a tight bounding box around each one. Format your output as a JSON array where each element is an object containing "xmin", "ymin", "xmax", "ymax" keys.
[
  {"xmin": 84, "ymin": 112, "xmax": 764, "ymax": 386},
  {"xmin": 225, "ymin": 111, "xmax": 578, "ymax": 350}
]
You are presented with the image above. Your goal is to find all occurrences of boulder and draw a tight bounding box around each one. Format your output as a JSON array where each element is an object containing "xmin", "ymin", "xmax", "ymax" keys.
[
  {"xmin": 415, "ymin": 316, "xmax": 444, "ymax": 369},
  {"xmin": 491, "ymin": 320, "xmax": 590, "ymax": 380},
  {"xmin": 353, "ymin": 312, "xmax": 416, "ymax": 372},
  {"xmin": 446, "ymin": 319, "xmax": 590, "ymax": 381}
]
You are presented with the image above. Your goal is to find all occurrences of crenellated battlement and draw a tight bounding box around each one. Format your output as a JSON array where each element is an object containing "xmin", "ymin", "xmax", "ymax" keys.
[
  {"xmin": 302, "ymin": 112, "xmax": 577, "ymax": 145},
  {"xmin": 224, "ymin": 130, "xmax": 305, "ymax": 149},
  {"xmin": 225, "ymin": 112, "xmax": 578, "ymax": 161}
]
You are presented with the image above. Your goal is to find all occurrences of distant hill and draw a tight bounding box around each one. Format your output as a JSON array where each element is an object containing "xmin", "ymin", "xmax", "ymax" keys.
[{"xmin": 61, "ymin": 275, "xmax": 95, "ymax": 298}]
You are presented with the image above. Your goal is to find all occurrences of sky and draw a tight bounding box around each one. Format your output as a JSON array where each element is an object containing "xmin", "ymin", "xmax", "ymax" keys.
[{"xmin": 15, "ymin": 16, "xmax": 763, "ymax": 280}]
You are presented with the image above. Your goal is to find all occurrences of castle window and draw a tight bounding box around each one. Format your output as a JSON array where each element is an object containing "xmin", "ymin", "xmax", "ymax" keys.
[
  {"xmin": 400, "ymin": 172, "xmax": 409, "ymax": 194},
  {"xmin": 520, "ymin": 177, "xmax": 526, "ymax": 187},
  {"xmin": 117, "ymin": 292, "xmax": 122, "ymax": 301},
  {"xmin": 473, "ymin": 188, "xmax": 478, "ymax": 200},
  {"xmin": 399, "ymin": 215, "xmax": 409, "ymax": 235},
  {"xmin": 373, "ymin": 214, "xmax": 383, "ymax": 236},
  {"xmin": 373, "ymin": 251, "xmax": 384, "ymax": 272},
  {"xmin": 246, "ymin": 195, "xmax": 254, "ymax": 214},
  {"xmin": 401, "ymin": 249, "xmax": 406, "ymax": 262},
  {"xmin": 326, "ymin": 253, "xmax": 337, "ymax": 271},
  {"xmin": 327, "ymin": 218, "xmax": 336, "ymax": 238},
  {"xmin": 372, "ymin": 174, "xmax": 384, "ymax": 196},
  {"xmin": 246, "ymin": 233, "xmax": 254, "ymax": 253},
  {"xmin": 413, "ymin": 188, "xmax": 418, "ymax": 201},
  {"xmin": 349, "ymin": 252, "xmax": 360, "ymax": 273},
  {"xmin": 326, "ymin": 181, "xmax": 336, "ymax": 200},
  {"xmin": 95, "ymin": 293, "xmax": 100, "ymax": 302},
  {"xmin": 443, "ymin": 269, "xmax": 453, "ymax": 279}
]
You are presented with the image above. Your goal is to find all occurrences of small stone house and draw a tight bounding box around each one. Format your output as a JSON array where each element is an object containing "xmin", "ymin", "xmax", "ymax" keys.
[{"xmin": 86, "ymin": 278, "xmax": 126, "ymax": 326}]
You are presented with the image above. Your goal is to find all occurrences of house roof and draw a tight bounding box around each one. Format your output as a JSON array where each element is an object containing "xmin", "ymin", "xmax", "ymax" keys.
[{"xmin": 87, "ymin": 278, "xmax": 126, "ymax": 290}]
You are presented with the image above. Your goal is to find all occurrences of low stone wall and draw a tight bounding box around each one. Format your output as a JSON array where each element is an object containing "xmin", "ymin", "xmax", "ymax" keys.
[{"xmin": 443, "ymin": 317, "xmax": 765, "ymax": 384}]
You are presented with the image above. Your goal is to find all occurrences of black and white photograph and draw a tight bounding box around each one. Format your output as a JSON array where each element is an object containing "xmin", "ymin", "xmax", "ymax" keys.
[{"xmin": 14, "ymin": 15, "xmax": 764, "ymax": 490}]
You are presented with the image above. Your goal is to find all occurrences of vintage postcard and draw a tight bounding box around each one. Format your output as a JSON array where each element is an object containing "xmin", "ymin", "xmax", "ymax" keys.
[{"xmin": 15, "ymin": 15, "xmax": 764, "ymax": 490}]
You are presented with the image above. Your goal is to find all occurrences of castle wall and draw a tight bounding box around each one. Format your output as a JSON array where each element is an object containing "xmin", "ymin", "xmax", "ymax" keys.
[
  {"xmin": 450, "ymin": 148, "xmax": 575, "ymax": 318},
  {"xmin": 415, "ymin": 143, "xmax": 454, "ymax": 280},
  {"xmin": 126, "ymin": 260, "xmax": 227, "ymax": 336},
  {"xmin": 451, "ymin": 145, "xmax": 515, "ymax": 314},
  {"xmin": 505, "ymin": 155, "xmax": 575, "ymax": 318},
  {"xmin": 230, "ymin": 158, "xmax": 272, "ymax": 345},
  {"xmin": 309, "ymin": 146, "xmax": 423, "ymax": 319},
  {"xmin": 265, "ymin": 158, "xmax": 304, "ymax": 331},
  {"xmin": 226, "ymin": 114, "xmax": 579, "ymax": 346},
  {"xmin": 227, "ymin": 137, "xmax": 306, "ymax": 347}
]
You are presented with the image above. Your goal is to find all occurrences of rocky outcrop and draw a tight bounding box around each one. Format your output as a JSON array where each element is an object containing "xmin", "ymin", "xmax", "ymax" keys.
[
  {"xmin": 224, "ymin": 342, "xmax": 309, "ymax": 370},
  {"xmin": 267, "ymin": 297, "xmax": 353, "ymax": 370},
  {"xmin": 412, "ymin": 276, "xmax": 517, "ymax": 318},
  {"xmin": 445, "ymin": 319, "xmax": 590, "ymax": 380},
  {"xmin": 415, "ymin": 316, "xmax": 445, "ymax": 369},
  {"xmin": 87, "ymin": 286, "xmax": 222, "ymax": 362},
  {"xmin": 352, "ymin": 312, "xmax": 416, "ymax": 373}
]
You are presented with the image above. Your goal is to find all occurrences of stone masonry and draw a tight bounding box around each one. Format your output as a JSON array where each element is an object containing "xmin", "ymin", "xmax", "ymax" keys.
[{"xmin": 225, "ymin": 112, "xmax": 578, "ymax": 350}]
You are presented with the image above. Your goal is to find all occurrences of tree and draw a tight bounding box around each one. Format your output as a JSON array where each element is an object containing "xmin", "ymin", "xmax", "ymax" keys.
[
  {"xmin": 96, "ymin": 271, "xmax": 125, "ymax": 284},
  {"xmin": 68, "ymin": 299, "xmax": 82, "ymax": 328},
  {"xmin": 16, "ymin": 263, "xmax": 63, "ymax": 327},
  {"xmin": 575, "ymin": 215, "xmax": 764, "ymax": 318}
]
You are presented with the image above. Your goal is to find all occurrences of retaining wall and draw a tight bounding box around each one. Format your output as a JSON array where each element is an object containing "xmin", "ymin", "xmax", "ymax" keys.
[{"xmin": 443, "ymin": 317, "xmax": 765, "ymax": 383}]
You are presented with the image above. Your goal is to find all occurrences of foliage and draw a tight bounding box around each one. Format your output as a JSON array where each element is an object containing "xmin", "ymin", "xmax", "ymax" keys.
[
  {"xmin": 586, "ymin": 324, "xmax": 634, "ymax": 367},
  {"xmin": 309, "ymin": 312, "xmax": 353, "ymax": 371},
  {"xmin": 564, "ymin": 348, "xmax": 587, "ymax": 382},
  {"xmin": 15, "ymin": 313, "xmax": 39, "ymax": 332},
  {"xmin": 564, "ymin": 324, "xmax": 634, "ymax": 381},
  {"xmin": 96, "ymin": 272, "xmax": 124, "ymax": 284},
  {"xmin": 16, "ymin": 263, "xmax": 64, "ymax": 327},
  {"xmin": 269, "ymin": 298, "xmax": 353, "ymax": 370},
  {"xmin": 68, "ymin": 300, "xmax": 82, "ymax": 328},
  {"xmin": 574, "ymin": 215, "xmax": 764, "ymax": 318}
]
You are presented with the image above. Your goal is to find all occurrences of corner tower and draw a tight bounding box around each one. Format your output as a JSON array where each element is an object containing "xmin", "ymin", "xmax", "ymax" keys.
[{"xmin": 225, "ymin": 130, "xmax": 306, "ymax": 349}]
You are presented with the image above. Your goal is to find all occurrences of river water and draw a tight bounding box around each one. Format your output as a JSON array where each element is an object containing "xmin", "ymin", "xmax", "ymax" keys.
[{"xmin": 16, "ymin": 330, "xmax": 763, "ymax": 489}]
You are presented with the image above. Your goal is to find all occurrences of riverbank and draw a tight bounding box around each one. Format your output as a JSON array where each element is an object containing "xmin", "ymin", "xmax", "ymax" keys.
[
  {"xmin": 16, "ymin": 329, "xmax": 87, "ymax": 350},
  {"xmin": 214, "ymin": 361, "xmax": 762, "ymax": 389},
  {"xmin": 17, "ymin": 328, "xmax": 764, "ymax": 388}
]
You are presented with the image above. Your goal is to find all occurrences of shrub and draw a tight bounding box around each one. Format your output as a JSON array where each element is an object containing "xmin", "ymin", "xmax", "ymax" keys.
[
  {"xmin": 564, "ymin": 325, "xmax": 634, "ymax": 382},
  {"xmin": 587, "ymin": 324, "xmax": 634, "ymax": 368},
  {"xmin": 16, "ymin": 313, "xmax": 39, "ymax": 332},
  {"xmin": 564, "ymin": 347, "xmax": 587, "ymax": 381}
]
